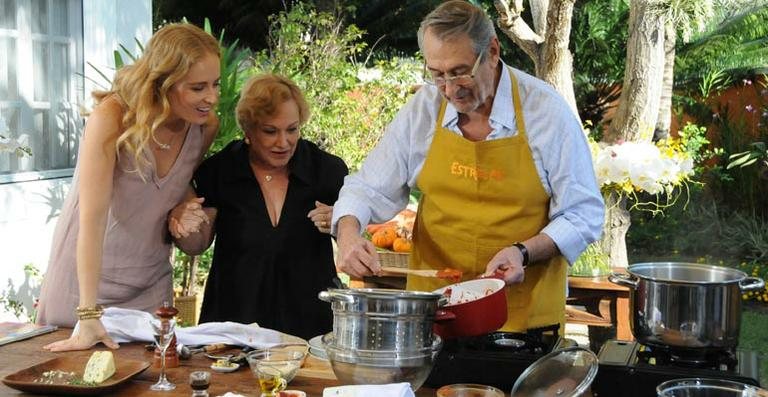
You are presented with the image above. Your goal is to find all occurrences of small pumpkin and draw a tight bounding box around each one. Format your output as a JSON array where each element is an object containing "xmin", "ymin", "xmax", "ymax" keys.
[
  {"xmin": 392, "ymin": 237, "xmax": 412, "ymax": 253},
  {"xmin": 371, "ymin": 227, "xmax": 398, "ymax": 249},
  {"xmin": 366, "ymin": 221, "xmax": 397, "ymax": 235}
]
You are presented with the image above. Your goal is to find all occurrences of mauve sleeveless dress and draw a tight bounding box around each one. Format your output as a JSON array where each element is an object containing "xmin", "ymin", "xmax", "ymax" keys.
[{"xmin": 36, "ymin": 124, "xmax": 203, "ymax": 327}]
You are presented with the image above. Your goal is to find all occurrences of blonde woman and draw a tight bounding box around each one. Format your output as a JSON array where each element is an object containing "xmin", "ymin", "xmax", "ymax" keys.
[{"xmin": 36, "ymin": 23, "xmax": 221, "ymax": 352}]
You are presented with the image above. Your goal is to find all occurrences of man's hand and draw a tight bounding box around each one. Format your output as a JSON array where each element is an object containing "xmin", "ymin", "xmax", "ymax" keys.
[
  {"xmin": 483, "ymin": 246, "xmax": 526, "ymax": 285},
  {"xmin": 336, "ymin": 216, "xmax": 381, "ymax": 278},
  {"xmin": 169, "ymin": 197, "xmax": 208, "ymax": 239},
  {"xmin": 42, "ymin": 318, "xmax": 119, "ymax": 352}
]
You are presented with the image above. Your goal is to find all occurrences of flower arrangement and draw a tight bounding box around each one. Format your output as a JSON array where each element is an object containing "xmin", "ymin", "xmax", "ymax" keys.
[
  {"xmin": 588, "ymin": 122, "xmax": 709, "ymax": 212},
  {"xmin": 570, "ymin": 123, "xmax": 711, "ymax": 276},
  {"xmin": 0, "ymin": 115, "xmax": 32, "ymax": 158}
]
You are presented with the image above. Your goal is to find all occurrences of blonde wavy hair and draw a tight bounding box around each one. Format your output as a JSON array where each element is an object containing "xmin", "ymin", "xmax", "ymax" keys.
[
  {"xmin": 93, "ymin": 23, "xmax": 220, "ymax": 176},
  {"xmin": 235, "ymin": 74, "xmax": 310, "ymax": 134}
]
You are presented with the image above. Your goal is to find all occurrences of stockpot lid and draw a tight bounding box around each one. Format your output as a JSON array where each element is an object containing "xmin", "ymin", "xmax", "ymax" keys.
[
  {"xmin": 510, "ymin": 346, "xmax": 598, "ymax": 397},
  {"xmin": 656, "ymin": 378, "xmax": 768, "ymax": 397},
  {"xmin": 628, "ymin": 262, "xmax": 749, "ymax": 285}
]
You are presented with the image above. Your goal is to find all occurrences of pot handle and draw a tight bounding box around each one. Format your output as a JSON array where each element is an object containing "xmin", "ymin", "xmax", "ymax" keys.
[
  {"xmin": 434, "ymin": 309, "xmax": 457, "ymax": 323},
  {"xmin": 318, "ymin": 290, "xmax": 355, "ymax": 303},
  {"xmin": 739, "ymin": 277, "xmax": 765, "ymax": 292},
  {"xmin": 608, "ymin": 272, "xmax": 638, "ymax": 289}
]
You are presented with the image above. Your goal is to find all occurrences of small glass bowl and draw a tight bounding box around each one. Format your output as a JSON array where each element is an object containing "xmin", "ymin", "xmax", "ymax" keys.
[
  {"xmin": 436, "ymin": 383, "xmax": 505, "ymax": 397},
  {"xmin": 245, "ymin": 350, "xmax": 306, "ymax": 384}
]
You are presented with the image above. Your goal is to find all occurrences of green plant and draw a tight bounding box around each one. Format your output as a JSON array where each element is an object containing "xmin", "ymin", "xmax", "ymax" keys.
[
  {"xmin": 249, "ymin": 2, "xmax": 419, "ymax": 171},
  {"xmin": 570, "ymin": 242, "xmax": 611, "ymax": 277},
  {"xmin": 570, "ymin": 0, "xmax": 629, "ymax": 127},
  {"xmin": 0, "ymin": 264, "xmax": 42, "ymax": 323},
  {"xmin": 203, "ymin": 19, "xmax": 253, "ymax": 155}
]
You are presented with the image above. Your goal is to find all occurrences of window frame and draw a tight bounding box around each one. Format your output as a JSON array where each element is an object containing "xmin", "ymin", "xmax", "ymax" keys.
[{"xmin": 0, "ymin": 0, "xmax": 83, "ymax": 184}]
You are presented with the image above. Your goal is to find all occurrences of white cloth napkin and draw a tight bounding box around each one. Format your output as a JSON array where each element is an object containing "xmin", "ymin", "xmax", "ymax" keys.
[
  {"xmin": 322, "ymin": 383, "xmax": 415, "ymax": 397},
  {"xmin": 74, "ymin": 307, "xmax": 284, "ymax": 349}
]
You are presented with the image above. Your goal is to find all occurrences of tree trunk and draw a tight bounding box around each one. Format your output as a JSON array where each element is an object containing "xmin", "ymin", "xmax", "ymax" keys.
[
  {"xmin": 539, "ymin": 0, "xmax": 578, "ymax": 113},
  {"xmin": 494, "ymin": 0, "xmax": 579, "ymax": 115},
  {"xmin": 600, "ymin": 191, "xmax": 631, "ymax": 268},
  {"xmin": 604, "ymin": 0, "xmax": 666, "ymax": 143},
  {"xmin": 654, "ymin": 21, "xmax": 677, "ymax": 141}
]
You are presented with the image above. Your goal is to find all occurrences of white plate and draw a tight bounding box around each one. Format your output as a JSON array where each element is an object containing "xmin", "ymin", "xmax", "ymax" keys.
[
  {"xmin": 308, "ymin": 335, "xmax": 324, "ymax": 350},
  {"xmin": 309, "ymin": 346, "xmax": 327, "ymax": 360},
  {"xmin": 210, "ymin": 362, "xmax": 240, "ymax": 373},
  {"xmin": 307, "ymin": 335, "xmax": 327, "ymax": 360}
]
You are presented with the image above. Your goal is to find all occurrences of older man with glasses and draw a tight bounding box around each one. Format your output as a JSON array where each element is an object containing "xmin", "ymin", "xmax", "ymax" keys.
[{"xmin": 331, "ymin": 0, "xmax": 604, "ymax": 334}]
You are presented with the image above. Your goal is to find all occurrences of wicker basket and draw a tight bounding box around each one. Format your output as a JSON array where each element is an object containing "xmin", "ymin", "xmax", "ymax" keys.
[
  {"xmin": 378, "ymin": 251, "xmax": 410, "ymax": 268},
  {"xmin": 174, "ymin": 293, "xmax": 202, "ymax": 326}
]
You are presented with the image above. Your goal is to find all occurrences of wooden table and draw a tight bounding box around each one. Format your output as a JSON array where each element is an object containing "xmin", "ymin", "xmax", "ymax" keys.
[
  {"xmin": 0, "ymin": 329, "xmax": 439, "ymax": 396},
  {"xmin": 566, "ymin": 272, "xmax": 633, "ymax": 341}
]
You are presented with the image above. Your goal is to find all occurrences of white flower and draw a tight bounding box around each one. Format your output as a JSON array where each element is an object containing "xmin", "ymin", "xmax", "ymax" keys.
[
  {"xmin": 357, "ymin": 67, "xmax": 383, "ymax": 83},
  {"xmin": 592, "ymin": 140, "xmax": 692, "ymax": 195},
  {"xmin": 0, "ymin": 115, "xmax": 32, "ymax": 157}
]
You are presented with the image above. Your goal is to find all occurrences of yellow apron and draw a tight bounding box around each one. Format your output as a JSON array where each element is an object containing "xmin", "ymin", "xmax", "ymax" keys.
[{"xmin": 408, "ymin": 69, "xmax": 567, "ymax": 332}]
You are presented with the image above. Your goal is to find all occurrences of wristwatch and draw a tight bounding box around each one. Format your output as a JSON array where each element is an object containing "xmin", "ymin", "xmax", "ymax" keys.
[{"xmin": 512, "ymin": 242, "xmax": 529, "ymax": 267}]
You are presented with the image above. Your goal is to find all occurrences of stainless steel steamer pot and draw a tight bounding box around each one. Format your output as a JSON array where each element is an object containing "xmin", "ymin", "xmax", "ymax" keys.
[
  {"xmin": 318, "ymin": 288, "xmax": 444, "ymax": 351},
  {"xmin": 609, "ymin": 262, "xmax": 764, "ymax": 349}
]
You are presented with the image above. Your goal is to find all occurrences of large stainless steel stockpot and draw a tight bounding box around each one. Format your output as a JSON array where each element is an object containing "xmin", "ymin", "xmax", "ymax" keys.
[
  {"xmin": 318, "ymin": 288, "xmax": 444, "ymax": 351},
  {"xmin": 609, "ymin": 262, "xmax": 764, "ymax": 349}
]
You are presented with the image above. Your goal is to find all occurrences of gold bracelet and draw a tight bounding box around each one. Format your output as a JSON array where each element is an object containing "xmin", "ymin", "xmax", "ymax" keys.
[{"xmin": 75, "ymin": 304, "xmax": 104, "ymax": 320}]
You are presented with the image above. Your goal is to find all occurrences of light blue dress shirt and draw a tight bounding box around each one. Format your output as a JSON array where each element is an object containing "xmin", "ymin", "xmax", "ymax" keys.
[{"xmin": 332, "ymin": 63, "xmax": 604, "ymax": 264}]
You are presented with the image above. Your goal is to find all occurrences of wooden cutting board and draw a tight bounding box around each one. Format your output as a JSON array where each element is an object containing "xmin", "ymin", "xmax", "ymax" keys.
[{"xmin": 298, "ymin": 354, "xmax": 336, "ymax": 380}]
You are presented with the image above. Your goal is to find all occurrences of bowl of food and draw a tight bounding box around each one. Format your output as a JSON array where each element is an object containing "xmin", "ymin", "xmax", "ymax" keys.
[
  {"xmin": 321, "ymin": 333, "xmax": 441, "ymax": 391},
  {"xmin": 245, "ymin": 350, "xmax": 305, "ymax": 385},
  {"xmin": 436, "ymin": 384, "xmax": 505, "ymax": 397}
]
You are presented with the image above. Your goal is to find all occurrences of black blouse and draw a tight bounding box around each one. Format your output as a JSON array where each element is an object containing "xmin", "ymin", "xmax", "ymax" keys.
[{"xmin": 193, "ymin": 139, "xmax": 348, "ymax": 340}]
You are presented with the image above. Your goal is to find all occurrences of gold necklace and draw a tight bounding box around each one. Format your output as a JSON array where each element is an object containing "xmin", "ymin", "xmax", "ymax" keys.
[
  {"xmin": 264, "ymin": 175, "xmax": 273, "ymax": 182},
  {"xmin": 154, "ymin": 133, "xmax": 176, "ymax": 150}
]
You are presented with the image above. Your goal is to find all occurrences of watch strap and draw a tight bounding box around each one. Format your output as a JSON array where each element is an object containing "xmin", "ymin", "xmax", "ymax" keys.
[{"xmin": 512, "ymin": 242, "xmax": 529, "ymax": 267}]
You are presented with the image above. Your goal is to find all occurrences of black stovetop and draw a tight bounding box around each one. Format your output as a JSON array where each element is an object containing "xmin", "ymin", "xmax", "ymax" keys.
[
  {"xmin": 593, "ymin": 340, "xmax": 762, "ymax": 397},
  {"xmin": 425, "ymin": 330, "xmax": 763, "ymax": 395},
  {"xmin": 424, "ymin": 325, "xmax": 573, "ymax": 391}
]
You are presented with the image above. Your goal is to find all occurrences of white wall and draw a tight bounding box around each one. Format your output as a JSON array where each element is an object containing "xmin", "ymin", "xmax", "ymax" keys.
[{"xmin": 0, "ymin": 0, "xmax": 151, "ymax": 322}]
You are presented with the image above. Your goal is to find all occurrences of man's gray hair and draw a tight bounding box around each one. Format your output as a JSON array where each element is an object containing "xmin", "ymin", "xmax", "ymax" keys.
[{"xmin": 417, "ymin": 0, "xmax": 497, "ymax": 58}]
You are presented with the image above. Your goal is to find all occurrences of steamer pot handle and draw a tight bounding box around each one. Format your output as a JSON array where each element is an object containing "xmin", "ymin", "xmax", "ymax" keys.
[
  {"xmin": 318, "ymin": 290, "xmax": 355, "ymax": 303},
  {"xmin": 739, "ymin": 277, "xmax": 765, "ymax": 292},
  {"xmin": 608, "ymin": 272, "xmax": 638, "ymax": 289},
  {"xmin": 434, "ymin": 309, "xmax": 457, "ymax": 323}
]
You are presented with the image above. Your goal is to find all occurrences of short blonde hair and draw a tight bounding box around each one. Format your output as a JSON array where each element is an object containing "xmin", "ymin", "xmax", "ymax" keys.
[
  {"xmin": 94, "ymin": 23, "xmax": 220, "ymax": 175},
  {"xmin": 236, "ymin": 74, "xmax": 310, "ymax": 133}
]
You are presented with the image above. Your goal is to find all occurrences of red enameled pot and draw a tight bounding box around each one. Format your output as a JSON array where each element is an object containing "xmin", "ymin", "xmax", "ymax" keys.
[{"xmin": 432, "ymin": 277, "xmax": 507, "ymax": 339}]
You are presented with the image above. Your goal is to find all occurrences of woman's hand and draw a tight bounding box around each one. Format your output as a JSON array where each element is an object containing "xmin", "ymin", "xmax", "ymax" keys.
[
  {"xmin": 307, "ymin": 201, "xmax": 333, "ymax": 234},
  {"xmin": 169, "ymin": 197, "xmax": 209, "ymax": 239},
  {"xmin": 42, "ymin": 318, "xmax": 119, "ymax": 352}
]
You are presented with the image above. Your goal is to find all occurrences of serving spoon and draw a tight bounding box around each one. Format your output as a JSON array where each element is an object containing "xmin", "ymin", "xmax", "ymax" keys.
[{"xmin": 380, "ymin": 266, "xmax": 463, "ymax": 282}]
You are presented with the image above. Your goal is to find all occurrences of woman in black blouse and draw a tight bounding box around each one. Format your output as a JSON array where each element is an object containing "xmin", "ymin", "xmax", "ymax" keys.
[{"xmin": 169, "ymin": 74, "xmax": 348, "ymax": 339}]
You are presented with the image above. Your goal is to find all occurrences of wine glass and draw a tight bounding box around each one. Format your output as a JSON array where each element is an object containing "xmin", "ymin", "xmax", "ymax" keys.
[{"xmin": 150, "ymin": 318, "xmax": 177, "ymax": 391}]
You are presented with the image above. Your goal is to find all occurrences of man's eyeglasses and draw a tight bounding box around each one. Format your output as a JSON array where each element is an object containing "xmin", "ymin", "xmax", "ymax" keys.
[{"xmin": 423, "ymin": 53, "xmax": 482, "ymax": 87}]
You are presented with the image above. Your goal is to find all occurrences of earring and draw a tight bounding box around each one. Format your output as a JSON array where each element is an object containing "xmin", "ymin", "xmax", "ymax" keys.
[{"xmin": 244, "ymin": 137, "xmax": 250, "ymax": 145}]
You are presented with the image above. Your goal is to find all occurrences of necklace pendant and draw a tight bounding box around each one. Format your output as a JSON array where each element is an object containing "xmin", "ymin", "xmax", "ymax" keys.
[
  {"xmin": 265, "ymin": 175, "xmax": 273, "ymax": 182},
  {"xmin": 157, "ymin": 142, "xmax": 171, "ymax": 150}
]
